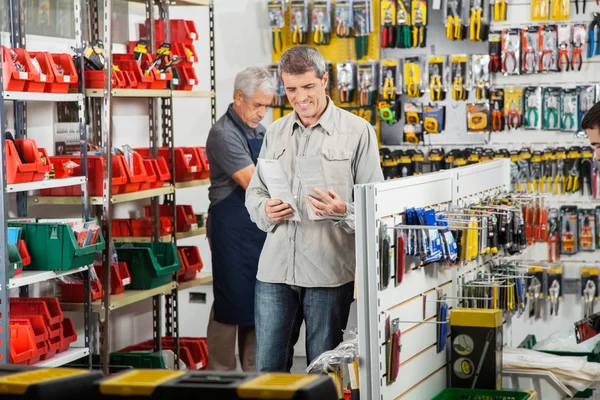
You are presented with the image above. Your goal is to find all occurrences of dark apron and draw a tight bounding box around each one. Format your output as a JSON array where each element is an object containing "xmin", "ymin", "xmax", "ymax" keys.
[{"xmin": 209, "ymin": 111, "xmax": 266, "ymax": 326}]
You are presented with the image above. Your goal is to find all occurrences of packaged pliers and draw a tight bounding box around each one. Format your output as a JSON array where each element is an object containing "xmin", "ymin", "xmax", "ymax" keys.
[
  {"xmin": 589, "ymin": 13, "xmax": 600, "ymax": 58},
  {"xmin": 524, "ymin": 86, "xmax": 541, "ymax": 130},
  {"xmin": 502, "ymin": 28, "xmax": 521, "ymax": 75}
]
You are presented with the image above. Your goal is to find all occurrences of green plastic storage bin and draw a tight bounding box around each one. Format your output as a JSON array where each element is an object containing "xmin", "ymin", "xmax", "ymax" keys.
[
  {"xmin": 109, "ymin": 352, "xmax": 166, "ymax": 369},
  {"xmin": 432, "ymin": 388, "xmax": 531, "ymax": 400},
  {"xmin": 114, "ymin": 242, "xmax": 180, "ymax": 290},
  {"xmin": 7, "ymin": 243, "xmax": 22, "ymax": 279},
  {"xmin": 8, "ymin": 219, "xmax": 105, "ymax": 271},
  {"xmin": 66, "ymin": 354, "xmax": 134, "ymax": 373},
  {"xmin": 518, "ymin": 334, "xmax": 600, "ymax": 398}
]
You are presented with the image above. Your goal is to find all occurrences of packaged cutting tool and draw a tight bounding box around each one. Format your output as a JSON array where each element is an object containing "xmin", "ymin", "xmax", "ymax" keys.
[
  {"xmin": 468, "ymin": 0, "xmax": 489, "ymax": 42},
  {"xmin": 267, "ymin": 64, "xmax": 286, "ymax": 107},
  {"xmin": 335, "ymin": 0, "xmax": 353, "ymax": 38},
  {"xmin": 550, "ymin": 0, "xmax": 569, "ymax": 20},
  {"xmin": 524, "ymin": 86, "xmax": 542, "ymax": 130},
  {"xmin": 504, "ymin": 88, "xmax": 523, "ymax": 130},
  {"xmin": 467, "ymin": 103, "xmax": 491, "ymax": 133},
  {"xmin": 578, "ymin": 209, "xmax": 596, "ymax": 251},
  {"xmin": 491, "ymin": 89, "xmax": 505, "ymax": 131},
  {"xmin": 411, "ymin": 0, "xmax": 428, "ymax": 48},
  {"xmin": 531, "ymin": 0, "xmax": 549, "ymax": 19},
  {"xmin": 423, "ymin": 105, "xmax": 445, "ymax": 133},
  {"xmin": 290, "ymin": 0, "xmax": 310, "ymax": 45},
  {"xmin": 557, "ymin": 24, "xmax": 571, "ymax": 72},
  {"xmin": 521, "ymin": 27, "xmax": 540, "ymax": 74},
  {"xmin": 488, "ymin": 31, "xmax": 502, "ymax": 73},
  {"xmin": 445, "ymin": 0, "xmax": 464, "ymax": 41},
  {"xmin": 353, "ymin": 0, "xmax": 374, "ymax": 59},
  {"xmin": 429, "ymin": 148, "xmax": 445, "ymax": 171},
  {"xmin": 312, "ymin": 0, "xmax": 332, "ymax": 46},
  {"xmin": 379, "ymin": 60, "xmax": 402, "ymax": 124},
  {"xmin": 358, "ymin": 61, "xmax": 379, "ymax": 106},
  {"xmin": 543, "ymin": 87, "xmax": 561, "ymax": 130},
  {"xmin": 325, "ymin": 61, "xmax": 334, "ymax": 96},
  {"xmin": 581, "ymin": 268, "xmax": 599, "ymax": 318},
  {"xmin": 578, "ymin": 85, "xmax": 597, "ymax": 137},
  {"xmin": 547, "ymin": 265, "xmax": 563, "ymax": 316},
  {"xmin": 396, "ymin": 0, "xmax": 413, "ymax": 48},
  {"xmin": 267, "ymin": 0, "xmax": 286, "ymax": 53},
  {"xmin": 336, "ymin": 62, "xmax": 357, "ymax": 104},
  {"xmin": 403, "ymin": 56, "xmax": 423, "ymax": 98},
  {"xmin": 560, "ymin": 205, "xmax": 578, "ymax": 254},
  {"xmin": 560, "ymin": 88, "xmax": 578, "ymax": 132},
  {"xmin": 572, "ymin": 24, "xmax": 586, "ymax": 72},
  {"xmin": 451, "ymin": 54, "xmax": 468, "ymax": 101},
  {"xmin": 428, "ymin": 56, "xmax": 446, "ymax": 101},
  {"xmin": 493, "ymin": 0, "xmax": 507, "ymax": 21},
  {"xmin": 385, "ymin": 316, "xmax": 401, "ymax": 385},
  {"xmin": 471, "ymin": 54, "xmax": 490, "ymax": 100},
  {"xmin": 540, "ymin": 25, "xmax": 558, "ymax": 73},
  {"xmin": 501, "ymin": 28, "xmax": 521, "ymax": 76},
  {"xmin": 381, "ymin": 0, "xmax": 397, "ymax": 48}
]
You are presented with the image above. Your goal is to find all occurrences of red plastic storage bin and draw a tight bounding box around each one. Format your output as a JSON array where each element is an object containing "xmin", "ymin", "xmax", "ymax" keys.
[
  {"xmin": 12, "ymin": 316, "xmax": 48, "ymax": 344},
  {"xmin": 58, "ymin": 279, "xmax": 104, "ymax": 303},
  {"xmin": 18, "ymin": 240, "xmax": 30, "ymax": 266},
  {"xmin": 6, "ymin": 140, "xmax": 37, "ymax": 184},
  {"xmin": 139, "ymin": 159, "xmax": 157, "ymax": 191},
  {"xmin": 48, "ymin": 53, "xmax": 78, "ymax": 93},
  {"xmin": 177, "ymin": 246, "xmax": 203, "ymax": 282},
  {"xmin": 42, "ymin": 335, "xmax": 62, "ymax": 361},
  {"xmin": 135, "ymin": 147, "xmax": 202, "ymax": 182},
  {"xmin": 2, "ymin": 46, "xmax": 30, "ymax": 91},
  {"xmin": 9, "ymin": 321, "xmax": 36, "ymax": 364},
  {"xmin": 27, "ymin": 52, "xmax": 55, "ymax": 93},
  {"xmin": 172, "ymin": 42, "xmax": 197, "ymax": 66},
  {"xmin": 140, "ymin": 54, "xmax": 173, "ymax": 89},
  {"xmin": 112, "ymin": 219, "xmax": 132, "ymax": 237},
  {"xmin": 146, "ymin": 205, "xmax": 196, "ymax": 232},
  {"xmin": 27, "ymin": 341, "xmax": 49, "ymax": 365},
  {"xmin": 113, "ymin": 69, "xmax": 126, "ymax": 88},
  {"xmin": 14, "ymin": 139, "xmax": 52, "ymax": 182},
  {"xmin": 4, "ymin": 48, "xmax": 46, "ymax": 92},
  {"xmin": 118, "ymin": 153, "xmax": 148, "ymax": 193},
  {"xmin": 93, "ymin": 262, "xmax": 131, "ymax": 295},
  {"xmin": 58, "ymin": 318, "xmax": 77, "ymax": 353},
  {"xmin": 130, "ymin": 217, "xmax": 173, "ymax": 237},
  {"xmin": 171, "ymin": 20, "xmax": 198, "ymax": 43},
  {"xmin": 193, "ymin": 147, "xmax": 210, "ymax": 180},
  {"xmin": 84, "ymin": 69, "xmax": 119, "ymax": 89},
  {"xmin": 174, "ymin": 66, "xmax": 198, "ymax": 91},
  {"xmin": 152, "ymin": 157, "xmax": 171, "ymax": 183},
  {"xmin": 113, "ymin": 54, "xmax": 154, "ymax": 89}
]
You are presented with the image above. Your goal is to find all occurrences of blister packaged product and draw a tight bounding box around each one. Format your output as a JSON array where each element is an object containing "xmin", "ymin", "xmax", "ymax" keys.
[
  {"xmin": 560, "ymin": 88, "xmax": 579, "ymax": 132},
  {"xmin": 403, "ymin": 56, "xmax": 424, "ymax": 98},
  {"xmin": 334, "ymin": 0, "xmax": 353, "ymax": 38},
  {"xmin": 337, "ymin": 62, "xmax": 357, "ymax": 104},
  {"xmin": 358, "ymin": 61, "xmax": 379, "ymax": 106},
  {"xmin": 502, "ymin": 28, "xmax": 521, "ymax": 75},
  {"xmin": 540, "ymin": 25, "xmax": 558, "ymax": 73},
  {"xmin": 543, "ymin": 87, "xmax": 561, "ymax": 130},
  {"xmin": 471, "ymin": 54, "xmax": 490, "ymax": 100},
  {"xmin": 423, "ymin": 105, "xmax": 445, "ymax": 134},
  {"xmin": 578, "ymin": 208, "xmax": 596, "ymax": 251},
  {"xmin": 560, "ymin": 205, "xmax": 578, "ymax": 254},
  {"xmin": 423, "ymin": 208, "xmax": 443, "ymax": 263},
  {"xmin": 489, "ymin": 31, "xmax": 502, "ymax": 73},
  {"xmin": 467, "ymin": 103, "xmax": 491, "ymax": 133},
  {"xmin": 557, "ymin": 24, "xmax": 571, "ymax": 72},
  {"xmin": 524, "ymin": 86, "xmax": 542, "ymax": 130},
  {"xmin": 428, "ymin": 55, "xmax": 446, "ymax": 101},
  {"xmin": 521, "ymin": 26, "xmax": 540, "ymax": 74},
  {"xmin": 578, "ymin": 85, "xmax": 597, "ymax": 137},
  {"xmin": 504, "ymin": 87, "xmax": 524, "ymax": 130},
  {"xmin": 312, "ymin": 0, "xmax": 333, "ymax": 45},
  {"xmin": 290, "ymin": 0, "xmax": 310, "ymax": 44}
]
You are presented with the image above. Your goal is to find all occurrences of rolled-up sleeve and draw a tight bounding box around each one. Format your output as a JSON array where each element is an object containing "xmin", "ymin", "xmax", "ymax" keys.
[
  {"xmin": 245, "ymin": 132, "xmax": 276, "ymax": 233},
  {"xmin": 335, "ymin": 123, "xmax": 384, "ymax": 234}
]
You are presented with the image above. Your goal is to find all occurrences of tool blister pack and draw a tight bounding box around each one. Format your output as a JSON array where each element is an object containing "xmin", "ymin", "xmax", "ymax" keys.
[
  {"xmin": 561, "ymin": 88, "xmax": 579, "ymax": 132},
  {"xmin": 501, "ymin": 28, "xmax": 521, "ymax": 76},
  {"xmin": 524, "ymin": 87, "xmax": 542, "ymax": 130},
  {"xmin": 589, "ymin": 13, "xmax": 600, "ymax": 59},
  {"xmin": 547, "ymin": 265, "xmax": 563, "ymax": 316},
  {"xmin": 325, "ymin": 61, "xmax": 334, "ymax": 97},
  {"xmin": 582, "ymin": 267, "xmax": 599, "ymax": 318},
  {"xmin": 579, "ymin": 86, "xmax": 598, "ymax": 132},
  {"xmin": 379, "ymin": 60, "xmax": 402, "ymax": 124},
  {"xmin": 451, "ymin": 55, "xmax": 468, "ymax": 101},
  {"xmin": 531, "ymin": 0, "xmax": 549, "ymax": 20},
  {"xmin": 578, "ymin": 208, "xmax": 596, "ymax": 251},
  {"xmin": 403, "ymin": 56, "xmax": 424, "ymax": 98},
  {"xmin": 352, "ymin": 0, "xmax": 373, "ymax": 59},
  {"xmin": 547, "ymin": 208, "xmax": 560, "ymax": 262},
  {"xmin": 491, "ymin": 89, "xmax": 505, "ymax": 131},
  {"xmin": 572, "ymin": 24, "xmax": 586, "ymax": 72},
  {"xmin": 468, "ymin": 0, "xmax": 489, "ymax": 42},
  {"xmin": 423, "ymin": 105, "xmax": 445, "ymax": 134},
  {"xmin": 312, "ymin": 0, "xmax": 332, "ymax": 46},
  {"xmin": 540, "ymin": 25, "xmax": 558, "ymax": 73},
  {"xmin": 493, "ymin": 0, "xmax": 507, "ymax": 21},
  {"xmin": 527, "ymin": 266, "xmax": 545, "ymax": 319},
  {"xmin": 581, "ymin": 147, "xmax": 594, "ymax": 196},
  {"xmin": 560, "ymin": 205, "xmax": 578, "ymax": 254},
  {"xmin": 471, "ymin": 54, "xmax": 490, "ymax": 100},
  {"xmin": 411, "ymin": 0, "xmax": 428, "ymax": 48},
  {"xmin": 557, "ymin": 24, "xmax": 571, "ymax": 72},
  {"xmin": 445, "ymin": 0, "xmax": 464, "ymax": 41},
  {"xmin": 385, "ymin": 316, "xmax": 401, "ymax": 385},
  {"xmin": 396, "ymin": 0, "xmax": 413, "ymax": 48},
  {"xmin": 467, "ymin": 103, "xmax": 490, "ymax": 133},
  {"xmin": 489, "ymin": 31, "xmax": 502, "ymax": 73},
  {"xmin": 267, "ymin": 64, "xmax": 286, "ymax": 107},
  {"xmin": 404, "ymin": 102, "xmax": 424, "ymax": 143},
  {"xmin": 521, "ymin": 27, "xmax": 540, "ymax": 74},
  {"xmin": 335, "ymin": 0, "xmax": 353, "ymax": 38},
  {"xmin": 337, "ymin": 62, "xmax": 357, "ymax": 104},
  {"xmin": 504, "ymin": 88, "xmax": 524, "ymax": 130},
  {"xmin": 428, "ymin": 56, "xmax": 446, "ymax": 101},
  {"xmin": 543, "ymin": 87, "xmax": 561, "ymax": 130},
  {"xmin": 290, "ymin": 0, "xmax": 309, "ymax": 45},
  {"xmin": 267, "ymin": 0, "xmax": 286, "ymax": 53},
  {"xmin": 381, "ymin": 0, "xmax": 397, "ymax": 48},
  {"xmin": 358, "ymin": 61, "xmax": 379, "ymax": 107},
  {"xmin": 550, "ymin": 0, "xmax": 569, "ymax": 20}
]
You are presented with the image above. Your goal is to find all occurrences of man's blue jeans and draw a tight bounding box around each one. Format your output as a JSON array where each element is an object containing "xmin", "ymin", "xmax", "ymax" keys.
[{"xmin": 254, "ymin": 279, "xmax": 354, "ymax": 372}]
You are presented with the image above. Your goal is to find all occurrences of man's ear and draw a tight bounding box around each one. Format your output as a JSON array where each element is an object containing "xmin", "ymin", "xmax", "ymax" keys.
[
  {"xmin": 234, "ymin": 90, "xmax": 244, "ymax": 105},
  {"xmin": 322, "ymin": 71, "xmax": 329, "ymax": 89}
]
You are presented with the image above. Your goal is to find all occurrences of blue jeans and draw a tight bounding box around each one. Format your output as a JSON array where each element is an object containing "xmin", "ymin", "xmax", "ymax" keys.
[{"xmin": 254, "ymin": 280, "xmax": 354, "ymax": 372}]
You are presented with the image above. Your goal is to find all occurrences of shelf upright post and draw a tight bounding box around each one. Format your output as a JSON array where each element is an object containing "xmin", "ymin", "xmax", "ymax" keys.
[
  {"xmin": 74, "ymin": 0, "xmax": 92, "ymax": 369},
  {"xmin": 158, "ymin": 0, "xmax": 179, "ymax": 368},
  {"xmin": 9, "ymin": 0, "xmax": 27, "ymax": 220},
  {"xmin": 209, "ymin": 0, "xmax": 216, "ymax": 125},
  {"xmin": 99, "ymin": 0, "xmax": 114, "ymax": 376},
  {"xmin": 0, "ymin": 19, "xmax": 11, "ymax": 367}
]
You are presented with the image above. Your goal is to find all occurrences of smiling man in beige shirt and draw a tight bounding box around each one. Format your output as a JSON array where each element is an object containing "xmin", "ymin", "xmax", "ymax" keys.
[{"xmin": 245, "ymin": 45, "xmax": 383, "ymax": 372}]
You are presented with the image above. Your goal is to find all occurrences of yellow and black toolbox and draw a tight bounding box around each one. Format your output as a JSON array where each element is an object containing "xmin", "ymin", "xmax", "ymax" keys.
[
  {"xmin": 0, "ymin": 365, "xmax": 102, "ymax": 400},
  {"xmin": 95, "ymin": 370, "xmax": 338, "ymax": 400}
]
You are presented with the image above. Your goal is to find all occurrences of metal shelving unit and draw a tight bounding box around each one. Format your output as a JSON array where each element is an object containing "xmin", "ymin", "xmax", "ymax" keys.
[{"xmin": 0, "ymin": 0, "xmax": 92, "ymax": 367}]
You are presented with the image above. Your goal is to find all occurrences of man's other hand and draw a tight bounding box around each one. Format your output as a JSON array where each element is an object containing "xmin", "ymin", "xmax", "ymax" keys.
[
  {"xmin": 265, "ymin": 199, "xmax": 294, "ymax": 223},
  {"xmin": 307, "ymin": 188, "xmax": 347, "ymax": 217}
]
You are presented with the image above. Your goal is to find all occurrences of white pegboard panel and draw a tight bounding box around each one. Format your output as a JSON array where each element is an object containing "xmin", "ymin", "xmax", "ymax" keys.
[
  {"xmin": 397, "ymin": 367, "xmax": 447, "ymax": 400},
  {"xmin": 451, "ymin": 159, "xmax": 512, "ymax": 205}
]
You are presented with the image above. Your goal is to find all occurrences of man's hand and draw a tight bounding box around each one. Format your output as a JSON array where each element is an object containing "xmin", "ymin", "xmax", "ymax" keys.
[
  {"xmin": 306, "ymin": 188, "xmax": 347, "ymax": 217},
  {"xmin": 265, "ymin": 199, "xmax": 294, "ymax": 223}
]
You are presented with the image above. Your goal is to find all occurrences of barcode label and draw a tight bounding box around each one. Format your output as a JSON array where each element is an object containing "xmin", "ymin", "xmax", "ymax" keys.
[
  {"xmin": 40, "ymin": 74, "xmax": 47, "ymax": 82},
  {"xmin": 160, "ymin": 73, "xmax": 166, "ymax": 80},
  {"xmin": 122, "ymin": 278, "xmax": 131, "ymax": 285},
  {"xmin": 64, "ymin": 76, "xmax": 71, "ymax": 83},
  {"xmin": 19, "ymin": 72, "xmax": 28, "ymax": 80},
  {"xmin": 189, "ymin": 79, "xmax": 196, "ymax": 85},
  {"xmin": 191, "ymin": 166, "xmax": 197, "ymax": 172}
]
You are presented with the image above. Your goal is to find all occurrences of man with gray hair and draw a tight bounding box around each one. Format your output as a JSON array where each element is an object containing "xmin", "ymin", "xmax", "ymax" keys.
[
  {"xmin": 206, "ymin": 66, "xmax": 275, "ymax": 372},
  {"xmin": 246, "ymin": 46, "xmax": 383, "ymax": 371}
]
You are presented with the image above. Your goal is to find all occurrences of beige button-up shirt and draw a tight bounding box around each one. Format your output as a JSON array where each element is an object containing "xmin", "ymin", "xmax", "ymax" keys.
[{"xmin": 245, "ymin": 99, "xmax": 384, "ymax": 287}]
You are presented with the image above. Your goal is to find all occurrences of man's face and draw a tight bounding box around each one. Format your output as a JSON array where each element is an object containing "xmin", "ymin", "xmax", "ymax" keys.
[
  {"xmin": 586, "ymin": 127, "xmax": 600, "ymax": 160},
  {"xmin": 281, "ymin": 70, "xmax": 328, "ymax": 123},
  {"xmin": 234, "ymin": 89, "xmax": 273, "ymax": 128}
]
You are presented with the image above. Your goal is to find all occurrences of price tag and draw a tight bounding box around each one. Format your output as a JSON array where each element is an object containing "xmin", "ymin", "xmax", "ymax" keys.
[
  {"xmin": 160, "ymin": 73, "xmax": 166, "ymax": 80},
  {"xmin": 19, "ymin": 72, "xmax": 28, "ymax": 80},
  {"xmin": 122, "ymin": 278, "xmax": 131, "ymax": 285},
  {"xmin": 40, "ymin": 74, "xmax": 47, "ymax": 82},
  {"xmin": 173, "ymin": 79, "xmax": 180, "ymax": 85},
  {"xmin": 191, "ymin": 33, "xmax": 198, "ymax": 39},
  {"xmin": 64, "ymin": 76, "xmax": 71, "ymax": 83},
  {"xmin": 191, "ymin": 223, "xmax": 198, "ymax": 230},
  {"xmin": 190, "ymin": 166, "xmax": 197, "ymax": 172},
  {"xmin": 189, "ymin": 79, "xmax": 196, "ymax": 85},
  {"xmin": 190, "ymin": 57, "xmax": 195, "ymax": 62}
]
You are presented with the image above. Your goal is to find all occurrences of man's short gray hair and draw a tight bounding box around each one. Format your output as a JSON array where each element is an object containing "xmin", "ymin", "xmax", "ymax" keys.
[
  {"xmin": 278, "ymin": 45, "xmax": 327, "ymax": 79},
  {"xmin": 233, "ymin": 67, "xmax": 276, "ymax": 99}
]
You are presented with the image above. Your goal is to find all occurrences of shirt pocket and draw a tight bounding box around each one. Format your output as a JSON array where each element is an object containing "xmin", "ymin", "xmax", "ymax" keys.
[
  {"xmin": 267, "ymin": 148, "xmax": 286, "ymax": 160},
  {"xmin": 322, "ymin": 148, "xmax": 353, "ymax": 200}
]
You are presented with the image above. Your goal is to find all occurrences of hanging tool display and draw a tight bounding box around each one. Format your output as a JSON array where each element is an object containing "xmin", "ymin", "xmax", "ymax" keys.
[
  {"xmin": 575, "ymin": 312, "xmax": 600, "ymax": 344},
  {"xmin": 560, "ymin": 88, "xmax": 578, "ymax": 132},
  {"xmin": 547, "ymin": 208, "xmax": 560, "ymax": 262},
  {"xmin": 557, "ymin": 24, "xmax": 571, "ymax": 72},
  {"xmin": 550, "ymin": 0, "xmax": 570, "ymax": 20},
  {"xmin": 404, "ymin": 103, "xmax": 424, "ymax": 143},
  {"xmin": 404, "ymin": 57, "xmax": 423, "ymax": 98},
  {"xmin": 467, "ymin": 103, "xmax": 491, "ymax": 133},
  {"xmin": 547, "ymin": 266, "xmax": 562, "ymax": 316},
  {"xmin": 428, "ymin": 56, "xmax": 445, "ymax": 101},
  {"xmin": 358, "ymin": 61, "xmax": 379, "ymax": 106},
  {"xmin": 379, "ymin": 60, "xmax": 402, "ymax": 124},
  {"xmin": 471, "ymin": 54, "xmax": 490, "ymax": 100},
  {"xmin": 491, "ymin": 89, "xmax": 505, "ymax": 132},
  {"xmin": 290, "ymin": 0, "xmax": 309, "ymax": 45},
  {"xmin": 489, "ymin": 31, "xmax": 502, "ymax": 73},
  {"xmin": 531, "ymin": 0, "xmax": 549, "ymax": 20},
  {"xmin": 268, "ymin": 64, "xmax": 286, "ymax": 107},
  {"xmin": 494, "ymin": 0, "xmax": 507, "ymax": 21},
  {"xmin": 521, "ymin": 27, "xmax": 539, "ymax": 74},
  {"xmin": 527, "ymin": 267, "xmax": 544, "ymax": 319},
  {"xmin": 268, "ymin": 0, "xmax": 286, "ymax": 53},
  {"xmin": 578, "ymin": 208, "xmax": 596, "ymax": 251},
  {"xmin": 436, "ymin": 296, "xmax": 448, "ymax": 353},
  {"xmin": 469, "ymin": 0, "xmax": 488, "ymax": 42},
  {"xmin": 353, "ymin": 0, "xmax": 373, "ymax": 59},
  {"xmin": 337, "ymin": 62, "xmax": 357, "ymax": 104},
  {"xmin": 579, "ymin": 85, "xmax": 597, "ymax": 129},
  {"xmin": 423, "ymin": 105, "xmax": 445, "ymax": 133},
  {"xmin": 451, "ymin": 55, "xmax": 468, "ymax": 101},
  {"xmin": 502, "ymin": 28, "xmax": 521, "ymax": 76},
  {"xmin": 380, "ymin": 223, "xmax": 392, "ymax": 290},
  {"xmin": 572, "ymin": 24, "xmax": 586, "ymax": 71},
  {"xmin": 312, "ymin": 0, "xmax": 332, "ymax": 46},
  {"xmin": 335, "ymin": 0, "xmax": 353, "ymax": 38},
  {"xmin": 446, "ymin": 0, "xmax": 464, "ymax": 41},
  {"xmin": 589, "ymin": 13, "xmax": 600, "ymax": 59},
  {"xmin": 395, "ymin": 229, "xmax": 406, "ymax": 285},
  {"xmin": 524, "ymin": 86, "xmax": 542, "ymax": 130},
  {"xmin": 397, "ymin": 0, "xmax": 413, "ymax": 48},
  {"xmin": 560, "ymin": 205, "xmax": 578, "ymax": 254},
  {"xmin": 385, "ymin": 316, "xmax": 401, "ymax": 385},
  {"xmin": 504, "ymin": 88, "xmax": 524, "ymax": 130},
  {"xmin": 381, "ymin": 0, "xmax": 397, "ymax": 48},
  {"xmin": 583, "ymin": 269, "xmax": 599, "ymax": 318},
  {"xmin": 410, "ymin": 0, "xmax": 428, "ymax": 48},
  {"xmin": 543, "ymin": 87, "xmax": 561, "ymax": 130},
  {"xmin": 540, "ymin": 25, "xmax": 558, "ymax": 73}
]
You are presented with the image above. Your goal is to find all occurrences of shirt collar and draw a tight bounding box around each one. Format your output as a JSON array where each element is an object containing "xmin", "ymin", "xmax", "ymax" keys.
[{"xmin": 290, "ymin": 96, "xmax": 335, "ymax": 136}]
